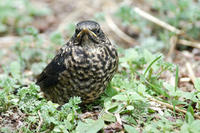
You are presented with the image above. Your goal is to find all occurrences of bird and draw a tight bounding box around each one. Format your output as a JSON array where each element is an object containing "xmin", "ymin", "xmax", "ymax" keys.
[{"xmin": 36, "ymin": 20, "xmax": 118, "ymax": 105}]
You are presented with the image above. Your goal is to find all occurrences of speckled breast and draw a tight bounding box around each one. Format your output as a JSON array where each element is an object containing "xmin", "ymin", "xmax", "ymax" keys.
[{"xmin": 53, "ymin": 44, "xmax": 118, "ymax": 104}]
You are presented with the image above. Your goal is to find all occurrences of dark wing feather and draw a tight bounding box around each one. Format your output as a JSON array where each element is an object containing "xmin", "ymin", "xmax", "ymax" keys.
[{"xmin": 36, "ymin": 50, "xmax": 66, "ymax": 89}]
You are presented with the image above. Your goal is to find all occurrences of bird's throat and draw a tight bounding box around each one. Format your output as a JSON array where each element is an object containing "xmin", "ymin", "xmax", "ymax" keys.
[{"xmin": 79, "ymin": 34, "xmax": 98, "ymax": 47}]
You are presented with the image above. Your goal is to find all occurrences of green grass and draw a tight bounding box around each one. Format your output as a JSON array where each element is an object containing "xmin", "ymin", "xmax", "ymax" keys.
[
  {"xmin": 1, "ymin": 0, "xmax": 200, "ymax": 132},
  {"xmin": 0, "ymin": 28, "xmax": 200, "ymax": 132},
  {"xmin": 115, "ymin": 0, "xmax": 200, "ymax": 52},
  {"xmin": 0, "ymin": 0, "xmax": 51, "ymax": 35}
]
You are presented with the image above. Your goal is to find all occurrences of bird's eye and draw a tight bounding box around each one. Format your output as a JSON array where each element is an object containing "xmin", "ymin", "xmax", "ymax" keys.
[
  {"xmin": 75, "ymin": 29, "xmax": 80, "ymax": 34},
  {"xmin": 93, "ymin": 28, "xmax": 100, "ymax": 34},
  {"xmin": 97, "ymin": 28, "xmax": 100, "ymax": 33}
]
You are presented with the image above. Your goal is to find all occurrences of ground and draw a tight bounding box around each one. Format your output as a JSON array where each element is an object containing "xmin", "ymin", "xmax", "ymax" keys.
[{"xmin": 0, "ymin": 0, "xmax": 200, "ymax": 133}]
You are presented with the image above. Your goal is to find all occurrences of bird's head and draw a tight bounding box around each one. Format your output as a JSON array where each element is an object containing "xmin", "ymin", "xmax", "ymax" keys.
[{"xmin": 72, "ymin": 20, "xmax": 106, "ymax": 46}]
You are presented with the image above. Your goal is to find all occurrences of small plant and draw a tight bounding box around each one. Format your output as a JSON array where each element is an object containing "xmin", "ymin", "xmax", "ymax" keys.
[
  {"xmin": 115, "ymin": 1, "xmax": 200, "ymax": 52},
  {"xmin": 0, "ymin": 1, "xmax": 200, "ymax": 132},
  {"xmin": 0, "ymin": 0, "xmax": 51, "ymax": 35},
  {"xmin": 1, "ymin": 36, "xmax": 200, "ymax": 132}
]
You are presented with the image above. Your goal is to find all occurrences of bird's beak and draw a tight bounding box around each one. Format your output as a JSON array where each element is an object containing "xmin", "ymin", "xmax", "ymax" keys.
[{"xmin": 77, "ymin": 28, "xmax": 97, "ymax": 40}]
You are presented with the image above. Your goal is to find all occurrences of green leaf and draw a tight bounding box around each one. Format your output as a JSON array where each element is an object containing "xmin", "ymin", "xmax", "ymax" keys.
[
  {"xmin": 180, "ymin": 123, "xmax": 189, "ymax": 133},
  {"xmin": 143, "ymin": 49, "xmax": 154, "ymax": 63},
  {"xmin": 185, "ymin": 112, "xmax": 194, "ymax": 124},
  {"xmin": 181, "ymin": 91, "xmax": 198, "ymax": 102},
  {"xmin": 112, "ymin": 94, "xmax": 127, "ymax": 101},
  {"xmin": 25, "ymin": 27, "xmax": 38, "ymax": 36},
  {"xmin": 104, "ymin": 101, "xmax": 123, "ymax": 113},
  {"xmin": 76, "ymin": 119, "xmax": 104, "ymax": 133},
  {"xmin": 144, "ymin": 55, "xmax": 162, "ymax": 76},
  {"xmin": 126, "ymin": 105, "xmax": 134, "ymax": 110},
  {"xmin": 9, "ymin": 61, "xmax": 21, "ymax": 79},
  {"xmin": 137, "ymin": 83, "xmax": 147, "ymax": 95},
  {"xmin": 105, "ymin": 85, "xmax": 118, "ymax": 97},
  {"xmin": 122, "ymin": 115, "xmax": 137, "ymax": 125},
  {"xmin": 54, "ymin": 125, "xmax": 69, "ymax": 133},
  {"xmin": 102, "ymin": 113, "xmax": 116, "ymax": 122},
  {"xmin": 175, "ymin": 65, "xmax": 179, "ymax": 91},
  {"xmin": 124, "ymin": 124, "xmax": 138, "ymax": 133},
  {"xmin": 194, "ymin": 78, "xmax": 200, "ymax": 91},
  {"xmin": 50, "ymin": 31, "xmax": 64, "ymax": 45},
  {"xmin": 187, "ymin": 105, "xmax": 194, "ymax": 116},
  {"xmin": 146, "ymin": 81, "xmax": 169, "ymax": 97},
  {"xmin": 189, "ymin": 120, "xmax": 200, "ymax": 133}
]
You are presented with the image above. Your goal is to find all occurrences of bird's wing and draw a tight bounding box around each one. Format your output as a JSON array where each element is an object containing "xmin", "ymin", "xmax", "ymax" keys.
[{"xmin": 36, "ymin": 48, "xmax": 67, "ymax": 89}]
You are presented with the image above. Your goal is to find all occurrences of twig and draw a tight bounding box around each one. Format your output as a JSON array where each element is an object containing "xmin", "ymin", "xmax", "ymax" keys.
[
  {"xmin": 105, "ymin": 15, "xmax": 137, "ymax": 46},
  {"xmin": 133, "ymin": 7, "xmax": 200, "ymax": 50},
  {"xmin": 115, "ymin": 113, "xmax": 125, "ymax": 133},
  {"xmin": 167, "ymin": 36, "xmax": 178, "ymax": 57},
  {"xmin": 115, "ymin": 113, "xmax": 122, "ymax": 125},
  {"xmin": 147, "ymin": 96, "xmax": 200, "ymax": 119},
  {"xmin": 0, "ymin": 36, "xmax": 19, "ymax": 47},
  {"xmin": 180, "ymin": 77, "xmax": 191, "ymax": 82},
  {"xmin": 37, "ymin": 110, "xmax": 43, "ymax": 133},
  {"xmin": 133, "ymin": 7, "xmax": 183, "ymax": 35},
  {"xmin": 178, "ymin": 39, "xmax": 200, "ymax": 49},
  {"xmin": 79, "ymin": 112, "xmax": 99, "ymax": 120},
  {"xmin": 185, "ymin": 62, "xmax": 196, "ymax": 85}
]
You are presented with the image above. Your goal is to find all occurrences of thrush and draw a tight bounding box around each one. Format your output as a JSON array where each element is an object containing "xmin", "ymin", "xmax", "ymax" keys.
[{"xmin": 36, "ymin": 20, "xmax": 118, "ymax": 105}]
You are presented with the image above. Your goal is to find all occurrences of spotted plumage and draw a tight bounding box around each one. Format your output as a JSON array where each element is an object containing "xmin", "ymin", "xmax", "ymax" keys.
[{"xmin": 36, "ymin": 20, "xmax": 118, "ymax": 104}]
